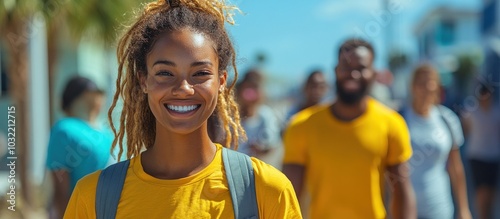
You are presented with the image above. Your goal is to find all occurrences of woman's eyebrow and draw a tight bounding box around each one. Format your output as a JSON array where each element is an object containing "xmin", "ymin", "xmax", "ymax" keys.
[
  {"xmin": 191, "ymin": 61, "xmax": 213, "ymax": 67},
  {"xmin": 153, "ymin": 60, "xmax": 176, "ymax": 67},
  {"xmin": 152, "ymin": 60, "xmax": 213, "ymax": 67}
]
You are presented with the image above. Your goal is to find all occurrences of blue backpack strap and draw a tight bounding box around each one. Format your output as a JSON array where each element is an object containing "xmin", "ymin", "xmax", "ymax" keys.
[
  {"xmin": 222, "ymin": 147, "xmax": 259, "ymax": 219},
  {"xmin": 95, "ymin": 159, "xmax": 130, "ymax": 219},
  {"xmin": 397, "ymin": 106, "xmax": 407, "ymax": 119}
]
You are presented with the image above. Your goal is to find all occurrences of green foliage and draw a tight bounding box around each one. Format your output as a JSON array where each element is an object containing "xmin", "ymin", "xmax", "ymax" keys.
[
  {"xmin": 454, "ymin": 54, "xmax": 480, "ymax": 83},
  {"xmin": 38, "ymin": 0, "xmax": 146, "ymax": 45},
  {"xmin": 1, "ymin": 0, "xmax": 148, "ymax": 45},
  {"xmin": 388, "ymin": 51, "xmax": 408, "ymax": 71},
  {"xmin": 0, "ymin": 0, "xmax": 36, "ymax": 36}
]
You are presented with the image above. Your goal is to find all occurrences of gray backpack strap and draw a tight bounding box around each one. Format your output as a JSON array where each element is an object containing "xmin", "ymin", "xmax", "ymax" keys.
[
  {"xmin": 95, "ymin": 160, "xmax": 130, "ymax": 219},
  {"xmin": 222, "ymin": 147, "xmax": 259, "ymax": 219},
  {"xmin": 436, "ymin": 105, "xmax": 457, "ymax": 147}
]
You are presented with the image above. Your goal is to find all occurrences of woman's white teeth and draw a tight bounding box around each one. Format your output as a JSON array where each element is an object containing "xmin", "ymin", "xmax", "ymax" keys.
[{"xmin": 167, "ymin": 105, "xmax": 198, "ymax": 113}]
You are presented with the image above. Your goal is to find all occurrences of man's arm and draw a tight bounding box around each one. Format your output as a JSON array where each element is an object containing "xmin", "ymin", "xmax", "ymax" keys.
[
  {"xmin": 386, "ymin": 162, "xmax": 416, "ymax": 219},
  {"xmin": 282, "ymin": 164, "xmax": 305, "ymax": 200},
  {"xmin": 51, "ymin": 170, "xmax": 71, "ymax": 219},
  {"xmin": 447, "ymin": 148, "xmax": 472, "ymax": 219}
]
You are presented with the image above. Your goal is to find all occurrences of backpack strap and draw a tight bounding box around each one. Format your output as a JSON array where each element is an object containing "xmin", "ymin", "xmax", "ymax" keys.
[
  {"xmin": 95, "ymin": 159, "xmax": 130, "ymax": 219},
  {"xmin": 222, "ymin": 147, "xmax": 259, "ymax": 219},
  {"xmin": 397, "ymin": 106, "xmax": 407, "ymax": 119},
  {"xmin": 436, "ymin": 105, "xmax": 457, "ymax": 147}
]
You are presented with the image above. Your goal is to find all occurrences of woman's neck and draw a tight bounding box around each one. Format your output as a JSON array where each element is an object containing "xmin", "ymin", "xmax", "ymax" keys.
[
  {"xmin": 141, "ymin": 123, "xmax": 216, "ymax": 179},
  {"xmin": 412, "ymin": 100, "xmax": 433, "ymax": 117}
]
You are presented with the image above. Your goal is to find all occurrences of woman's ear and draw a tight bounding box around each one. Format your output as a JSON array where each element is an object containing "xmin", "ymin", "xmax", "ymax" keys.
[
  {"xmin": 219, "ymin": 70, "xmax": 227, "ymax": 92},
  {"xmin": 137, "ymin": 71, "xmax": 148, "ymax": 93}
]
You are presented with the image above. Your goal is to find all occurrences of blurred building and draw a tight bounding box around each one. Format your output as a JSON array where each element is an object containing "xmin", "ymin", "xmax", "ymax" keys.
[
  {"xmin": 414, "ymin": 6, "xmax": 481, "ymax": 72},
  {"xmin": 414, "ymin": 6, "xmax": 482, "ymax": 107}
]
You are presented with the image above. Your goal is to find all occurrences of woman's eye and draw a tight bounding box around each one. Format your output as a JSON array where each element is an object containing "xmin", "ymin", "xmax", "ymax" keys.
[
  {"xmin": 194, "ymin": 71, "xmax": 211, "ymax": 76},
  {"xmin": 156, "ymin": 71, "xmax": 173, "ymax": 76}
]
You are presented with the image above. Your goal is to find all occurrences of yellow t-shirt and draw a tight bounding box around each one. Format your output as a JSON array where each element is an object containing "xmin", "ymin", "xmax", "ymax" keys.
[
  {"xmin": 64, "ymin": 144, "xmax": 302, "ymax": 219},
  {"xmin": 286, "ymin": 104, "xmax": 327, "ymax": 128},
  {"xmin": 283, "ymin": 98, "xmax": 412, "ymax": 219}
]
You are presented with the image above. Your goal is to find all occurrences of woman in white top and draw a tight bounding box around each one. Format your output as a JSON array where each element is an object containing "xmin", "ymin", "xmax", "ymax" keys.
[{"xmin": 401, "ymin": 64, "xmax": 471, "ymax": 219}]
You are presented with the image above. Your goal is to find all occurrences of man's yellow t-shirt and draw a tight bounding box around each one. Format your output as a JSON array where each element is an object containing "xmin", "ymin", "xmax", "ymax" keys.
[
  {"xmin": 283, "ymin": 98, "xmax": 412, "ymax": 219},
  {"xmin": 64, "ymin": 144, "xmax": 302, "ymax": 219}
]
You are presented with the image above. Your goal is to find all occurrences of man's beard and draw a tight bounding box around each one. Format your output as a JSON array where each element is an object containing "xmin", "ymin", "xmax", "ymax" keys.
[{"xmin": 335, "ymin": 80, "xmax": 369, "ymax": 105}]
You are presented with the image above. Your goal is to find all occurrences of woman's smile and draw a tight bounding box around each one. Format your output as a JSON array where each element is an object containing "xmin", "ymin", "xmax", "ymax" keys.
[
  {"xmin": 165, "ymin": 104, "xmax": 200, "ymax": 113},
  {"xmin": 164, "ymin": 103, "xmax": 202, "ymax": 118}
]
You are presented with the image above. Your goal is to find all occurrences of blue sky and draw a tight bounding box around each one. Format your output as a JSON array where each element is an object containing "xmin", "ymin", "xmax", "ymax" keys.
[{"xmin": 227, "ymin": 0, "xmax": 481, "ymax": 88}]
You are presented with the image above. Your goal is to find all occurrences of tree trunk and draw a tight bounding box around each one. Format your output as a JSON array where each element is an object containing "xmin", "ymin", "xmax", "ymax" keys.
[
  {"xmin": 5, "ymin": 18, "xmax": 32, "ymax": 209},
  {"xmin": 46, "ymin": 21, "xmax": 60, "ymax": 126}
]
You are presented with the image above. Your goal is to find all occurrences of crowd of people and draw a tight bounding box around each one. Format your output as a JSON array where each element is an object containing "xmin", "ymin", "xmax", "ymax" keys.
[{"xmin": 42, "ymin": 0, "xmax": 499, "ymax": 219}]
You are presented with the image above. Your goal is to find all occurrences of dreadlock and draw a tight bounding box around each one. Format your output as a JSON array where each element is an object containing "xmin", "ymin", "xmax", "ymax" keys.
[{"xmin": 108, "ymin": 0, "xmax": 245, "ymax": 160}]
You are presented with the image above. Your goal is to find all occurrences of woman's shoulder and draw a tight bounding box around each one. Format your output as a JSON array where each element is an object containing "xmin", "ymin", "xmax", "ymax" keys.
[
  {"xmin": 64, "ymin": 170, "xmax": 101, "ymax": 218},
  {"xmin": 250, "ymin": 157, "xmax": 302, "ymax": 218},
  {"xmin": 436, "ymin": 105, "xmax": 460, "ymax": 122},
  {"xmin": 75, "ymin": 170, "xmax": 101, "ymax": 192},
  {"xmin": 250, "ymin": 158, "xmax": 292, "ymax": 191}
]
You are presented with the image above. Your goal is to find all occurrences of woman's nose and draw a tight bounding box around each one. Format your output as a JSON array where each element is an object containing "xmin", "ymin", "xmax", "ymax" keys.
[{"xmin": 172, "ymin": 79, "xmax": 195, "ymax": 97}]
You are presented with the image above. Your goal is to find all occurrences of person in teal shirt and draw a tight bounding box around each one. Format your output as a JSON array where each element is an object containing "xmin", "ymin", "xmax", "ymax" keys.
[{"xmin": 45, "ymin": 76, "xmax": 112, "ymax": 219}]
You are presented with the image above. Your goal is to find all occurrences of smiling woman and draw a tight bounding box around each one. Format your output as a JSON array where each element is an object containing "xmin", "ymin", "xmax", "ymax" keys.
[{"xmin": 62, "ymin": 0, "xmax": 302, "ymax": 218}]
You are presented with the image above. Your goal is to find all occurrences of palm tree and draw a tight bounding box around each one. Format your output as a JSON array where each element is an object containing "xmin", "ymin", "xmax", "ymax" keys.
[
  {"xmin": 40, "ymin": 0, "xmax": 144, "ymax": 124},
  {"xmin": 0, "ymin": 0, "xmax": 37, "ymax": 212},
  {"xmin": 1, "ymin": 0, "xmax": 144, "ymax": 213}
]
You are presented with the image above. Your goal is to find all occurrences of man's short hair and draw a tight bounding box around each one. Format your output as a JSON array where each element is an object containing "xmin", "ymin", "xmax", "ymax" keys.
[{"xmin": 337, "ymin": 38, "xmax": 375, "ymax": 60}]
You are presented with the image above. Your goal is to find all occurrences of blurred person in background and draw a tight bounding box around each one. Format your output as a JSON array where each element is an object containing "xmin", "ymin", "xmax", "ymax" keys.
[
  {"xmin": 370, "ymin": 69, "xmax": 395, "ymax": 108},
  {"xmin": 283, "ymin": 38, "xmax": 416, "ymax": 219},
  {"xmin": 236, "ymin": 69, "xmax": 282, "ymax": 162},
  {"xmin": 45, "ymin": 76, "xmax": 112, "ymax": 219},
  {"xmin": 462, "ymin": 83, "xmax": 500, "ymax": 219},
  {"xmin": 400, "ymin": 64, "xmax": 471, "ymax": 219},
  {"xmin": 285, "ymin": 70, "xmax": 329, "ymax": 122}
]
